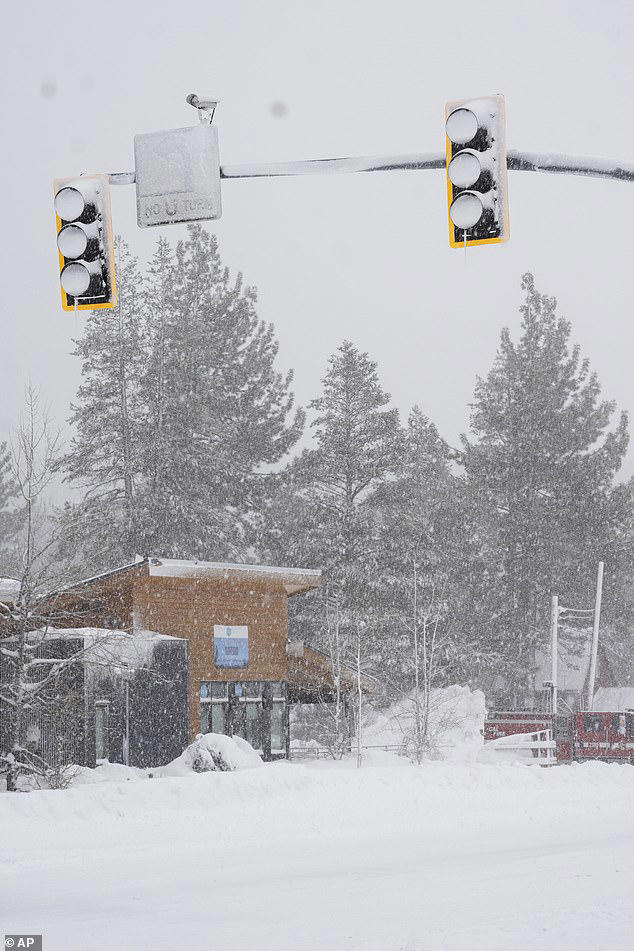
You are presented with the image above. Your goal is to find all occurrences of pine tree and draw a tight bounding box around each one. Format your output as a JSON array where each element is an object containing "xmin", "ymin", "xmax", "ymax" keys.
[
  {"xmin": 59, "ymin": 226, "xmax": 304, "ymax": 569},
  {"xmin": 264, "ymin": 341, "xmax": 403, "ymax": 663},
  {"xmin": 297, "ymin": 340, "xmax": 402, "ymax": 571},
  {"xmin": 463, "ymin": 272, "xmax": 631, "ymax": 689},
  {"xmin": 0, "ymin": 441, "xmax": 21, "ymax": 573},
  {"xmin": 369, "ymin": 407, "xmax": 477, "ymax": 688},
  {"xmin": 137, "ymin": 224, "xmax": 304, "ymax": 558}
]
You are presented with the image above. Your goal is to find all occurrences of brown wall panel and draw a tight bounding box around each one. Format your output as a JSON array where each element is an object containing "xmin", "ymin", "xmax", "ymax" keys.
[{"xmin": 131, "ymin": 575, "xmax": 290, "ymax": 738}]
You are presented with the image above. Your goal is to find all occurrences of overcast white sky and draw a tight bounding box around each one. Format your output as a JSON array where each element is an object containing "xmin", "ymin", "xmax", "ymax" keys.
[{"xmin": 2, "ymin": 0, "xmax": 634, "ymax": 485}]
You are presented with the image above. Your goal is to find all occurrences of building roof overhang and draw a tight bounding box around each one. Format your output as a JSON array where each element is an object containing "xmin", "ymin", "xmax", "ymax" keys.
[
  {"xmin": 52, "ymin": 556, "xmax": 322, "ymax": 598},
  {"xmin": 146, "ymin": 557, "xmax": 322, "ymax": 596}
]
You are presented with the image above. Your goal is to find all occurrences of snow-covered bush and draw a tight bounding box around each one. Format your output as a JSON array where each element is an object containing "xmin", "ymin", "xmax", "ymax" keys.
[{"xmin": 160, "ymin": 733, "xmax": 263, "ymax": 776}]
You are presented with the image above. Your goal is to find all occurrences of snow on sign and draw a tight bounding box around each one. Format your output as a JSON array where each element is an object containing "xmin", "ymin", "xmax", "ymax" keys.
[
  {"xmin": 134, "ymin": 125, "xmax": 222, "ymax": 227},
  {"xmin": 214, "ymin": 625, "xmax": 249, "ymax": 668}
]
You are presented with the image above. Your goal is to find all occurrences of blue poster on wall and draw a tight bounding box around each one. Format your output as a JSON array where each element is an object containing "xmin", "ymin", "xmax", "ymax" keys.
[{"xmin": 214, "ymin": 625, "xmax": 249, "ymax": 668}]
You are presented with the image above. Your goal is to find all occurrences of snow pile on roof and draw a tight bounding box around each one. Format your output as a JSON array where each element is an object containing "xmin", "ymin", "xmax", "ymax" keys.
[
  {"xmin": 144, "ymin": 556, "xmax": 322, "ymax": 594},
  {"xmin": 26, "ymin": 627, "xmax": 181, "ymax": 674},
  {"xmin": 148, "ymin": 556, "xmax": 320, "ymax": 579},
  {"xmin": 83, "ymin": 628, "xmax": 180, "ymax": 673},
  {"xmin": 362, "ymin": 685, "xmax": 486, "ymax": 762},
  {"xmin": 593, "ymin": 687, "xmax": 634, "ymax": 711},
  {"xmin": 160, "ymin": 733, "xmax": 263, "ymax": 775}
]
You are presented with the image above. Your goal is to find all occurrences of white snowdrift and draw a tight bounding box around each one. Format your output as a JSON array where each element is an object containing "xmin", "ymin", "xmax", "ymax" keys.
[
  {"xmin": 362, "ymin": 684, "xmax": 486, "ymax": 762},
  {"xmin": 477, "ymin": 730, "xmax": 556, "ymax": 766}
]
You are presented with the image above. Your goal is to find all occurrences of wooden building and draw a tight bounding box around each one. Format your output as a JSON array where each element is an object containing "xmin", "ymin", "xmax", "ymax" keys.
[{"xmin": 47, "ymin": 556, "xmax": 324, "ymax": 760}]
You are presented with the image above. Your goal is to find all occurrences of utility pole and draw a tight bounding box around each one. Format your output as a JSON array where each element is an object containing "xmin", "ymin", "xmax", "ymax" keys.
[
  {"xmin": 587, "ymin": 561, "xmax": 605, "ymax": 710},
  {"xmin": 550, "ymin": 595, "xmax": 559, "ymax": 715}
]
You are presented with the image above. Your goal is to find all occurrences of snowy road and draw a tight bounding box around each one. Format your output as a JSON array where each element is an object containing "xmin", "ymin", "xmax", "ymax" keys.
[{"xmin": 2, "ymin": 759, "xmax": 633, "ymax": 950}]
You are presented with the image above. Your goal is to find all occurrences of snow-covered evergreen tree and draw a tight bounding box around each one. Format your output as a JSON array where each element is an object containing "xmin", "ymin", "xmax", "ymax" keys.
[
  {"xmin": 296, "ymin": 340, "xmax": 402, "ymax": 570},
  {"xmin": 463, "ymin": 273, "xmax": 631, "ymax": 689},
  {"xmin": 263, "ymin": 341, "xmax": 402, "ymax": 672},
  {"xmin": 369, "ymin": 408, "xmax": 479, "ymax": 688},
  {"xmin": 139, "ymin": 225, "xmax": 303, "ymax": 559},
  {"xmin": 59, "ymin": 227, "xmax": 304, "ymax": 569},
  {"xmin": 0, "ymin": 441, "xmax": 21, "ymax": 572}
]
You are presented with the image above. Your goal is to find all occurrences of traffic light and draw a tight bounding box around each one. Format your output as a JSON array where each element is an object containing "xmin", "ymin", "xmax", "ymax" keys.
[
  {"xmin": 445, "ymin": 95, "xmax": 509, "ymax": 249},
  {"xmin": 53, "ymin": 174, "xmax": 117, "ymax": 311}
]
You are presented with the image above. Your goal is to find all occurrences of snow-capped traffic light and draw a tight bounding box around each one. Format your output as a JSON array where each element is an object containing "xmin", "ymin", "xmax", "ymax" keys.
[
  {"xmin": 445, "ymin": 95, "xmax": 509, "ymax": 249},
  {"xmin": 53, "ymin": 174, "xmax": 117, "ymax": 311}
]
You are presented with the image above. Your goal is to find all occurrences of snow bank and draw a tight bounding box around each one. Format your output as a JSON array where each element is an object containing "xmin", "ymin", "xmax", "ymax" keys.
[
  {"xmin": 69, "ymin": 733, "xmax": 262, "ymax": 787},
  {"xmin": 72, "ymin": 762, "xmax": 146, "ymax": 785},
  {"xmin": 362, "ymin": 684, "xmax": 486, "ymax": 762},
  {"xmin": 476, "ymin": 730, "xmax": 555, "ymax": 766}
]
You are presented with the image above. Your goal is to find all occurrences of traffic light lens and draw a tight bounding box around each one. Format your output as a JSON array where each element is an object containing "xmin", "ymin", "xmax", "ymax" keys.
[
  {"xmin": 57, "ymin": 225, "xmax": 88, "ymax": 259},
  {"xmin": 54, "ymin": 187, "xmax": 85, "ymax": 222},
  {"xmin": 446, "ymin": 108, "xmax": 478, "ymax": 144},
  {"xmin": 448, "ymin": 151, "xmax": 481, "ymax": 188},
  {"xmin": 60, "ymin": 262, "xmax": 91, "ymax": 296},
  {"xmin": 449, "ymin": 192, "xmax": 484, "ymax": 229}
]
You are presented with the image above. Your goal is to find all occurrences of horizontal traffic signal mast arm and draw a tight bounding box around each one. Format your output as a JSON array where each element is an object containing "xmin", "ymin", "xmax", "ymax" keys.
[
  {"xmin": 507, "ymin": 150, "xmax": 634, "ymax": 183},
  {"xmin": 108, "ymin": 150, "xmax": 634, "ymax": 185}
]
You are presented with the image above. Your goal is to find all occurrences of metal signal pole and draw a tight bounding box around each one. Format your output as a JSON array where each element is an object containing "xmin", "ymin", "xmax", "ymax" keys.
[
  {"xmin": 109, "ymin": 149, "xmax": 634, "ymax": 187},
  {"xmin": 551, "ymin": 595, "xmax": 559, "ymax": 715}
]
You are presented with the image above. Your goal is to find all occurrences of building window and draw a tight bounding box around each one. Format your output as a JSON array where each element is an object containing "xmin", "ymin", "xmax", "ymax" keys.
[
  {"xmin": 95, "ymin": 701, "xmax": 109, "ymax": 761},
  {"xmin": 583, "ymin": 714, "xmax": 603, "ymax": 734},
  {"xmin": 200, "ymin": 682, "xmax": 228, "ymax": 735},
  {"xmin": 613, "ymin": 714, "xmax": 627, "ymax": 736},
  {"xmin": 200, "ymin": 681, "xmax": 287, "ymax": 757},
  {"xmin": 271, "ymin": 701, "xmax": 285, "ymax": 752}
]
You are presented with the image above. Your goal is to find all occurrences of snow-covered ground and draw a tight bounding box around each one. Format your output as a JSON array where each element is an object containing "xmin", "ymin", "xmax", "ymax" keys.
[{"xmin": 2, "ymin": 757, "xmax": 633, "ymax": 951}]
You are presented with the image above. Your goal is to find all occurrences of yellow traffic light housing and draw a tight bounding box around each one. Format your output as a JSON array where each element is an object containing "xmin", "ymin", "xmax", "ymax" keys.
[
  {"xmin": 445, "ymin": 95, "xmax": 509, "ymax": 249},
  {"xmin": 53, "ymin": 174, "xmax": 117, "ymax": 311}
]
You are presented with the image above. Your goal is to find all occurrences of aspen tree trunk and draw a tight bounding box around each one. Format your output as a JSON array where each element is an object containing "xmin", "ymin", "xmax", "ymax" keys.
[
  {"xmin": 413, "ymin": 563, "xmax": 423, "ymax": 765},
  {"xmin": 356, "ymin": 625, "xmax": 363, "ymax": 769}
]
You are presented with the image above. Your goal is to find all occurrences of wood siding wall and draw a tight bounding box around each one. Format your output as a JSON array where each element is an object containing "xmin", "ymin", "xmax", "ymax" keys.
[
  {"xmin": 40, "ymin": 567, "xmax": 141, "ymax": 631},
  {"xmin": 131, "ymin": 575, "xmax": 290, "ymax": 739}
]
